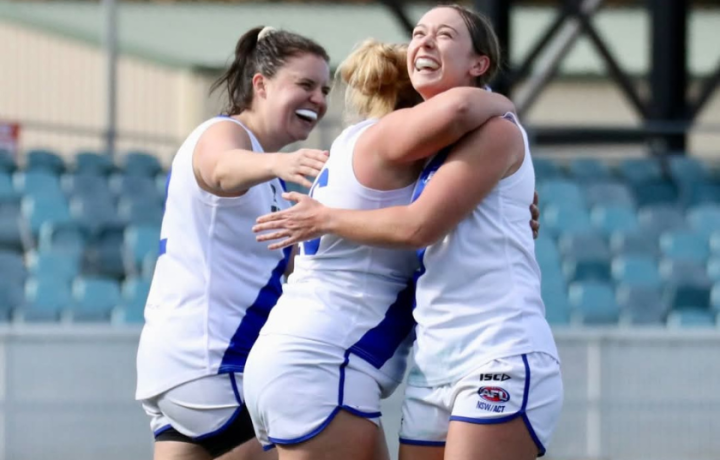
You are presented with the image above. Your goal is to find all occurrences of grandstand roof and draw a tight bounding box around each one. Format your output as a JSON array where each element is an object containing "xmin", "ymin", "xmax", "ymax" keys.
[{"xmin": 0, "ymin": 2, "xmax": 718, "ymax": 75}]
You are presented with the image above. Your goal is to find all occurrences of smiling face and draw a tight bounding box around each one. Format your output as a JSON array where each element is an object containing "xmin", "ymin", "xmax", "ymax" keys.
[
  {"xmin": 407, "ymin": 6, "xmax": 493, "ymax": 100},
  {"xmin": 257, "ymin": 53, "xmax": 331, "ymax": 146}
]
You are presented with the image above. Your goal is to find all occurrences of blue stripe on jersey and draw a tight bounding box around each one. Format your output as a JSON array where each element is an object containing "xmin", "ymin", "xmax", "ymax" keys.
[
  {"xmin": 348, "ymin": 278, "xmax": 416, "ymax": 369},
  {"xmin": 218, "ymin": 246, "xmax": 293, "ymax": 373}
]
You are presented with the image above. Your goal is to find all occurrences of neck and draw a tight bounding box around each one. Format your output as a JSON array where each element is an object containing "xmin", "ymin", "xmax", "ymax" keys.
[{"xmin": 234, "ymin": 110, "xmax": 287, "ymax": 152}]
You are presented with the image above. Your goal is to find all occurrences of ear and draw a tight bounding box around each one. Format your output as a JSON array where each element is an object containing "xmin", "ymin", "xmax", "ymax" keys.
[
  {"xmin": 252, "ymin": 73, "xmax": 268, "ymax": 99},
  {"xmin": 469, "ymin": 55, "xmax": 491, "ymax": 78}
]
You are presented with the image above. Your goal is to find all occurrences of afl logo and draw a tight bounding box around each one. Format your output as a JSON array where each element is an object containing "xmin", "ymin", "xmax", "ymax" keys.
[{"xmin": 478, "ymin": 386, "xmax": 510, "ymax": 403}]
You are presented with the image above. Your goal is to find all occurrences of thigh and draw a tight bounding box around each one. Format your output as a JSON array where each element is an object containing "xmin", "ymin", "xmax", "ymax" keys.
[
  {"xmin": 445, "ymin": 416, "xmax": 536, "ymax": 460},
  {"xmin": 154, "ymin": 441, "xmax": 213, "ymax": 460},
  {"xmin": 218, "ymin": 438, "xmax": 277, "ymax": 460},
  {"xmin": 277, "ymin": 410, "xmax": 381, "ymax": 460}
]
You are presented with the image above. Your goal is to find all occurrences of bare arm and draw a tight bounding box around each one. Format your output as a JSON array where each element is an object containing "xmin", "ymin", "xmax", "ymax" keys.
[
  {"xmin": 193, "ymin": 121, "xmax": 328, "ymax": 196},
  {"xmin": 254, "ymin": 118, "xmax": 526, "ymax": 249},
  {"xmin": 360, "ymin": 87, "xmax": 515, "ymax": 165}
]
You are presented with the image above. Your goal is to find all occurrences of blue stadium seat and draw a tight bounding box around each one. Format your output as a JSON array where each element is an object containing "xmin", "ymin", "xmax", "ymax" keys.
[
  {"xmin": 666, "ymin": 308, "xmax": 716, "ymax": 328},
  {"xmin": 116, "ymin": 277, "xmax": 150, "ymax": 324},
  {"xmin": 558, "ymin": 232, "xmax": 610, "ymax": 260},
  {"xmin": 612, "ymin": 255, "xmax": 661, "ymax": 288},
  {"xmin": 708, "ymin": 258, "xmax": 720, "ymax": 283},
  {"xmin": 667, "ymin": 155, "xmax": 710, "ymax": 184},
  {"xmin": 25, "ymin": 149, "xmax": 65, "ymax": 174},
  {"xmin": 535, "ymin": 235, "xmax": 561, "ymax": 267},
  {"xmin": 74, "ymin": 151, "xmax": 114, "ymax": 176},
  {"xmin": 61, "ymin": 174, "xmax": 113, "ymax": 202},
  {"xmin": 687, "ymin": 205, "xmax": 720, "ymax": 237},
  {"xmin": 584, "ymin": 182, "xmax": 635, "ymax": 208},
  {"xmin": 532, "ymin": 158, "xmax": 564, "ymax": 182},
  {"xmin": 26, "ymin": 250, "xmax": 80, "ymax": 284},
  {"xmin": 69, "ymin": 195, "xmax": 121, "ymax": 234},
  {"xmin": 0, "ymin": 197, "xmax": 24, "ymax": 251},
  {"xmin": 0, "ymin": 149, "xmax": 16, "ymax": 173},
  {"xmin": 567, "ymin": 158, "xmax": 613, "ymax": 182},
  {"xmin": 156, "ymin": 172, "xmax": 169, "ymax": 201},
  {"xmin": 117, "ymin": 199, "xmax": 163, "ymax": 226},
  {"xmin": 71, "ymin": 276, "xmax": 121, "ymax": 322},
  {"xmin": 638, "ymin": 205, "xmax": 687, "ymax": 236},
  {"xmin": 13, "ymin": 171, "xmax": 63, "ymax": 198},
  {"xmin": 0, "ymin": 172, "xmax": 18, "ymax": 199},
  {"xmin": 660, "ymin": 259, "xmax": 710, "ymax": 285},
  {"xmin": 563, "ymin": 258, "xmax": 611, "ymax": 282},
  {"xmin": 141, "ymin": 253, "xmax": 158, "ymax": 280},
  {"xmin": 659, "ymin": 230, "xmax": 709, "ymax": 263},
  {"xmin": 84, "ymin": 224, "xmax": 126, "ymax": 279},
  {"xmin": 610, "ymin": 230, "xmax": 659, "ymax": 257},
  {"xmin": 632, "ymin": 180, "xmax": 679, "ymax": 207},
  {"xmin": 124, "ymin": 225, "xmax": 161, "ymax": 274},
  {"xmin": 21, "ymin": 196, "xmax": 71, "ymax": 237},
  {"xmin": 0, "ymin": 280, "xmax": 23, "ymax": 320},
  {"xmin": 541, "ymin": 205, "xmax": 593, "ymax": 237},
  {"xmin": 568, "ymin": 281, "xmax": 621, "ymax": 325},
  {"xmin": 18, "ymin": 277, "xmax": 70, "ymax": 323},
  {"xmin": 616, "ymin": 284, "xmax": 666, "ymax": 325},
  {"xmin": 38, "ymin": 221, "xmax": 89, "ymax": 256},
  {"xmin": 617, "ymin": 158, "xmax": 663, "ymax": 184},
  {"xmin": 683, "ymin": 182, "xmax": 720, "ymax": 207},
  {"xmin": 591, "ymin": 205, "xmax": 638, "ymax": 235},
  {"xmin": 537, "ymin": 180, "xmax": 585, "ymax": 210},
  {"xmin": 710, "ymin": 283, "xmax": 720, "ymax": 314},
  {"xmin": 664, "ymin": 281, "xmax": 711, "ymax": 310},
  {"xmin": 122, "ymin": 152, "xmax": 162, "ymax": 177},
  {"xmin": 541, "ymin": 278, "xmax": 571, "ymax": 325},
  {"xmin": 0, "ymin": 250, "xmax": 26, "ymax": 284},
  {"xmin": 109, "ymin": 174, "xmax": 162, "ymax": 204}
]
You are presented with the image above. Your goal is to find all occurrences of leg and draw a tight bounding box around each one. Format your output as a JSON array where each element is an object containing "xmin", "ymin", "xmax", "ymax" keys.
[
  {"xmin": 399, "ymin": 443, "xmax": 444, "ymax": 460},
  {"xmin": 444, "ymin": 417, "xmax": 537, "ymax": 460},
  {"xmin": 154, "ymin": 441, "xmax": 213, "ymax": 460},
  {"xmin": 276, "ymin": 410, "xmax": 380, "ymax": 460},
  {"xmin": 217, "ymin": 438, "xmax": 277, "ymax": 460}
]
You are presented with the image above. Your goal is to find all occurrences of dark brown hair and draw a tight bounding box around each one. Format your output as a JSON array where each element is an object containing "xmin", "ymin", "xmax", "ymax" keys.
[{"xmin": 210, "ymin": 27, "xmax": 330, "ymax": 116}]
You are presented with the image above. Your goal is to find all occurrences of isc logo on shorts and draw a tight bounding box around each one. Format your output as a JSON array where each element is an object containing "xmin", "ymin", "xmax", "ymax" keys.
[{"xmin": 478, "ymin": 386, "xmax": 510, "ymax": 403}]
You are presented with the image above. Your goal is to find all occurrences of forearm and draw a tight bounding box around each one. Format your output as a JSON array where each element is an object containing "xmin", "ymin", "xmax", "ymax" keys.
[
  {"xmin": 323, "ymin": 205, "xmax": 429, "ymax": 250},
  {"xmin": 209, "ymin": 150, "xmax": 280, "ymax": 194}
]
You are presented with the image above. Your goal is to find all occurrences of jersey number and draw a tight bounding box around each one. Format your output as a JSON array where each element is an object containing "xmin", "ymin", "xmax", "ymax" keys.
[{"xmin": 301, "ymin": 168, "xmax": 329, "ymax": 256}]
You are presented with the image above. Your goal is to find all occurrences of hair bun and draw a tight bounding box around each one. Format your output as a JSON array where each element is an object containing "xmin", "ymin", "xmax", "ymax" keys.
[{"xmin": 258, "ymin": 26, "xmax": 277, "ymax": 41}]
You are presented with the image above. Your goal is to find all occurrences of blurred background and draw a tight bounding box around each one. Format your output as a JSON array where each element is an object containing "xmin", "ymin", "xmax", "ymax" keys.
[{"xmin": 0, "ymin": 0, "xmax": 719, "ymax": 459}]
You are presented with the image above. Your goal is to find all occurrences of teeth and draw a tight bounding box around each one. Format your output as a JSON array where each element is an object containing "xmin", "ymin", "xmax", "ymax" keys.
[
  {"xmin": 415, "ymin": 57, "xmax": 439, "ymax": 71},
  {"xmin": 295, "ymin": 109, "xmax": 318, "ymax": 121}
]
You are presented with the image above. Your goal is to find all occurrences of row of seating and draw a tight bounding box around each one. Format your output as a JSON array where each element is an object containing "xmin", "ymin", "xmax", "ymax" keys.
[{"xmin": 0, "ymin": 149, "xmax": 164, "ymax": 177}]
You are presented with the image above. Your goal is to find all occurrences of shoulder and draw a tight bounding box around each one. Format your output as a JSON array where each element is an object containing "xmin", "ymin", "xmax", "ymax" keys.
[{"xmin": 197, "ymin": 118, "xmax": 254, "ymax": 152}]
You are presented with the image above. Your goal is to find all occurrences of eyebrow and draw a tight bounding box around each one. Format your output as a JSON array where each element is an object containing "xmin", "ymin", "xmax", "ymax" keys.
[{"xmin": 413, "ymin": 23, "xmax": 458, "ymax": 33}]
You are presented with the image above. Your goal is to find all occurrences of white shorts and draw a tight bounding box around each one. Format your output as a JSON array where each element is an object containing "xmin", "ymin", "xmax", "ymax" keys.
[
  {"xmin": 141, "ymin": 372, "xmax": 244, "ymax": 439},
  {"xmin": 399, "ymin": 352, "xmax": 563, "ymax": 456},
  {"xmin": 244, "ymin": 333, "xmax": 401, "ymax": 449}
]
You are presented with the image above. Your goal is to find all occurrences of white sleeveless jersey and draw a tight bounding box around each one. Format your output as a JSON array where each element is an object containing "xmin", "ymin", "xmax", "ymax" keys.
[
  {"xmin": 408, "ymin": 113, "xmax": 559, "ymax": 387},
  {"xmin": 260, "ymin": 119, "xmax": 418, "ymax": 382},
  {"xmin": 136, "ymin": 116, "xmax": 291, "ymax": 399}
]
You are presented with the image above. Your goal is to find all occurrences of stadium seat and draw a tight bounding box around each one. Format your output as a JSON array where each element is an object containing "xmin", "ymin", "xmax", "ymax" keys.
[
  {"xmin": 632, "ymin": 180, "xmax": 679, "ymax": 207},
  {"xmin": 122, "ymin": 152, "xmax": 162, "ymax": 177},
  {"xmin": 637, "ymin": 205, "xmax": 687, "ymax": 236},
  {"xmin": 38, "ymin": 221, "xmax": 89, "ymax": 256},
  {"xmin": 124, "ymin": 224, "xmax": 161, "ymax": 274},
  {"xmin": 666, "ymin": 308, "xmax": 717, "ymax": 328},
  {"xmin": 610, "ymin": 230, "xmax": 659, "ymax": 257},
  {"xmin": 532, "ymin": 158, "xmax": 564, "ymax": 182},
  {"xmin": 0, "ymin": 197, "xmax": 24, "ymax": 251},
  {"xmin": 659, "ymin": 230, "xmax": 709, "ymax": 263},
  {"xmin": 660, "ymin": 259, "xmax": 710, "ymax": 285},
  {"xmin": 0, "ymin": 149, "xmax": 16, "ymax": 173},
  {"xmin": 541, "ymin": 278, "xmax": 571, "ymax": 325},
  {"xmin": 84, "ymin": 224, "xmax": 126, "ymax": 279},
  {"xmin": 687, "ymin": 205, "xmax": 720, "ymax": 237},
  {"xmin": 567, "ymin": 158, "xmax": 613, "ymax": 182},
  {"xmin": 70, "ymin": 195, "xmax": 121, "ymax": 234},
  {"xmin": 116, "ymin": 277, "xmax": 150, "ymax": 324},
  {"xmin": 156, "ymin": 172, "xmax": 169, "ymax": 201},
  {"xmin": 109, "ymin": 174, "xmax": 162, "ymax": 204},
  {"xmin": 18, "ymin": 277, "xmax": 71, "ymax": 323},
  {"xmin": 558, "ymin": 232, "xmax": 610, "ymax": 260},
  {"xmin": 13, "ymin": 170, "xmax": 63, "ymax": 198},
  {"xmin": 591, "ymin": 204, "xmax": 638, "ymax": 235},
  {"xmin": 74, "ymin": 151, "xmax": 114, "ymax": 176},
  {"xmin": 0, "ymin": 172, "xmax": 18, "ymax": 199},
  {"xmin": 584, "ymin": 182, "xmax": 635, "ymax": 208},
  {"xmin": 535, "ymin": 235, "xmax": 561, "ymax": 267},
  {"xmin": 617, "ymin": 158, "xmax": 663, "ymax": 184},
  {"xmin": 61, "ymin": 174, "xmax": 113, "ymax": 202},
  {"xmin": 667, "ymin": 155, "xmax": 710, "ymax": 184},
  {"xmin": 142, "ymin": 253, "xmax": 158, "ymax": 280},
  {"xmin": 568, "ymin": 281, "xmax": 621, "ymax": 325},
  {"xmin": 616, "ymin": 284, "xmax": 666, "ymax": 325},
  {"xmin": 117, "ymin": 199, "xmax": 163, "ymax": 226},
  {"xmin": 0, "ymin": 280, "xmax": 24, "ymax": 320},
  {"xmin": 0, "ymin": 249, "xmax": 26, "ymax": 284},
  {"xmin": 21, "ymin": 196, "xmax": 71, "ymax": 237},
  {"xmin": 71, "ymin": 276, "xmax": 121, "ymax": 322},
  {"xmin": 611, "ymin": 255, "xmax": 661, "ymax": 288},
  {"xmin": 537, "ymin": 180, "xmax": 585, "ymax": 210},
  {"xmin": 664, "ymin": 281, "xmax": 711, "ymax": 310},
  {"xmin": 683, "ymin": 182, "xmax": 720, "ymax": 207},
  {"xmin": 541, "ymin": 205, "xmax": 593, "ymax": 237},
  {"xmin": 26, "ymin": 250, "xmax": 80, "ymax": 284},
  {"xmin": 25, "ymin": 149, "xmax": 65, "ymax": 174},
  {"xmin": 708, "ymin": 258, "xmax": 720, "ymax": 283},
  {"xmin": 710, "ymin": 283, "xmax": 720, "ymax": 314},
  {"xmin": 563, "ymin": 258, "xmax": 611, "ymax": 282}
]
